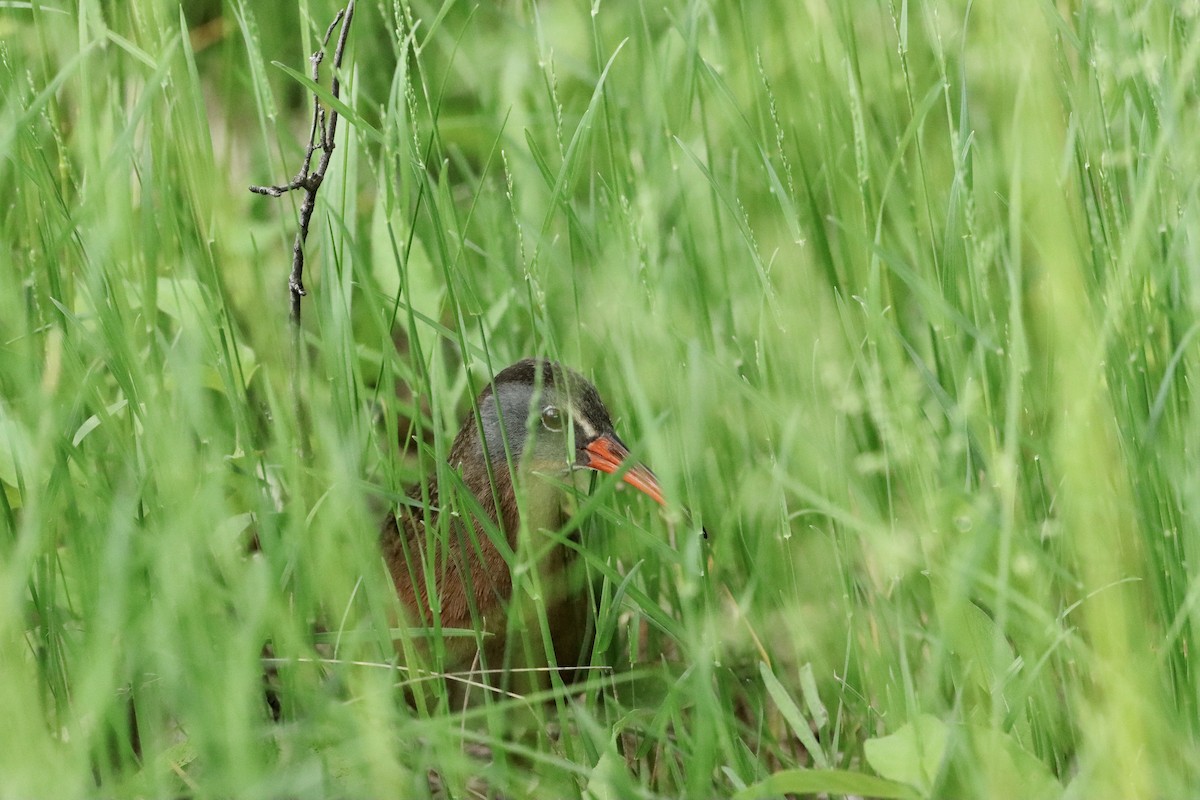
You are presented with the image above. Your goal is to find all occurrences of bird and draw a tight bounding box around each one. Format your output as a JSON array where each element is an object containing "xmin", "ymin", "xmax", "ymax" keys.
[{"xmin": 380, "ymin": 358, "xmax": 665, "ymax": 698}]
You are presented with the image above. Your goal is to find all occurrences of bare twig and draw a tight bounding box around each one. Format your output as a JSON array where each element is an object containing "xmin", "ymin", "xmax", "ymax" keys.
[{"xmin": 250, "ymin": 1, "xmax": 355, "ymax": 325}]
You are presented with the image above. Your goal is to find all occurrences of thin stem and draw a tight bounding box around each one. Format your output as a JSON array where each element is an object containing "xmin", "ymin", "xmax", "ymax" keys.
[{"xmin": 248, "ymin": 1, "xmax": 355, "ymax": 327}]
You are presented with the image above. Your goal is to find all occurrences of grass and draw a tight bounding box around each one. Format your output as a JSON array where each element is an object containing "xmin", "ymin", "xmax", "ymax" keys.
[{"xmin": 2, "ymin": 0, "xmax": 1198, "ymax": 797}]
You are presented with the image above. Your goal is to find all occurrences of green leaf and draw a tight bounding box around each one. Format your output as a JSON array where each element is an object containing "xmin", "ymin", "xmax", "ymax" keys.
[
  {"xmin": 965, "ymin": 725, "xmax": 1063, "ymax": 800},
  {"xmin": 733, "ymin": 769, "xmax": 920, "ymax": 800},
  {"xmin": 944, "ymin": 600, "xmax": 1017, "ymax": 694},
  {"xmin": 71, "ymin": 400, "xmax": 130, "ymax": 447},
  {"xmin": 584, "ymin": 744, "xmax": 638, "ymax": 800},
  {"xmin": 0, "ymin": 412, "xmax": 32, "ymax": 509},
  {"xmin": 759, "ymin": 661, "xmax": 828, "ymax": 768},
  {"xmin": 798, "ymin": 662, "xmax": 829, "ymax": 728},
  {"xmin": 270, "ymin": 61, "xmax": 383, "ymax": 145},
  {"xmin": 864, "ymin": 714, "xmax": 948, "ymax": 795}
]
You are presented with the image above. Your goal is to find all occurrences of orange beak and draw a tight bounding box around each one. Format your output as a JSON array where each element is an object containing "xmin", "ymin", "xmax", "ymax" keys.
[{"xmin": 581, "ymin": 434, "xmax": 666, "ymax": 506}]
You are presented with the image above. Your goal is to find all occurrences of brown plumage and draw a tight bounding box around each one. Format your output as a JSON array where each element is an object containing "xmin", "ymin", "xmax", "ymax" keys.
[{"xmin": 381, "ymin": 358, "xmax": 664, "ymax": 695}]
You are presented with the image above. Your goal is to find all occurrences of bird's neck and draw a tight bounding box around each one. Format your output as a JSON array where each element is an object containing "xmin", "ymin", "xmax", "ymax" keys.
[
  {"xmin": 451, "ymin": 429, "xmax": 582, "ymax": 544},
  {"xmin": 508, "ymin": 468, "xmax": 577, "ymax": 538}
]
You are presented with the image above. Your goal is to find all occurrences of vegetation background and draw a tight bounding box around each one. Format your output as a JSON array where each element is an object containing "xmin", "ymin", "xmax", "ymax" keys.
[{"xmin": 2, "ymin": 0, "xmax": 1197, "ymax": 797}]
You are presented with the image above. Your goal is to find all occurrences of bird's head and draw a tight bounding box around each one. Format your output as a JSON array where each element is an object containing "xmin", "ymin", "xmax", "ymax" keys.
[{"xmin": 467, "ymin": 358, "xmax": 665, "ymax": 506}]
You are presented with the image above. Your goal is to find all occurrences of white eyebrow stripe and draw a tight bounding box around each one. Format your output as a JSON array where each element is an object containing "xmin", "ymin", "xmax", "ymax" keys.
[{"xmin": 569, "ymin": 405, "xmax": 597, "ymax": 439}]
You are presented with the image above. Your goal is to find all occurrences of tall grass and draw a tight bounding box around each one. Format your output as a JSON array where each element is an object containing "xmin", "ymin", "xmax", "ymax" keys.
[{"xmin": 2, "ymin": 0, "xmax": 1198, "ymax": 797}]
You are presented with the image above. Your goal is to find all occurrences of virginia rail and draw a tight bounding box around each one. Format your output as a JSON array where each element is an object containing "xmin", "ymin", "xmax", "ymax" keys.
[{"xmin": 381, "ymin": 358, "xmax": 665, "ymax": 696}]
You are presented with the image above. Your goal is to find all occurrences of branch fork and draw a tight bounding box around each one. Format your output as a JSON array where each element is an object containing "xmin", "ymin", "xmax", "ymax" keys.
[{"xmin": 249, "ymin": 2, "xmax": 355, "ymax": 324}]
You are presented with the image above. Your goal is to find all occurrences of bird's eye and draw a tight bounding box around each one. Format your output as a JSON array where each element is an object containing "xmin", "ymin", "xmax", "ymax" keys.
[{"xmin": 540, "ymin": 405, "xmax": 564, "ymax": 432}]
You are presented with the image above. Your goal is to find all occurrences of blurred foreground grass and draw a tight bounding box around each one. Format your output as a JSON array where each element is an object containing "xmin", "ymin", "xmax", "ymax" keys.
[{"xmin": 2, "ymin": 1, "xmax": 1199, "ymax": 797}]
